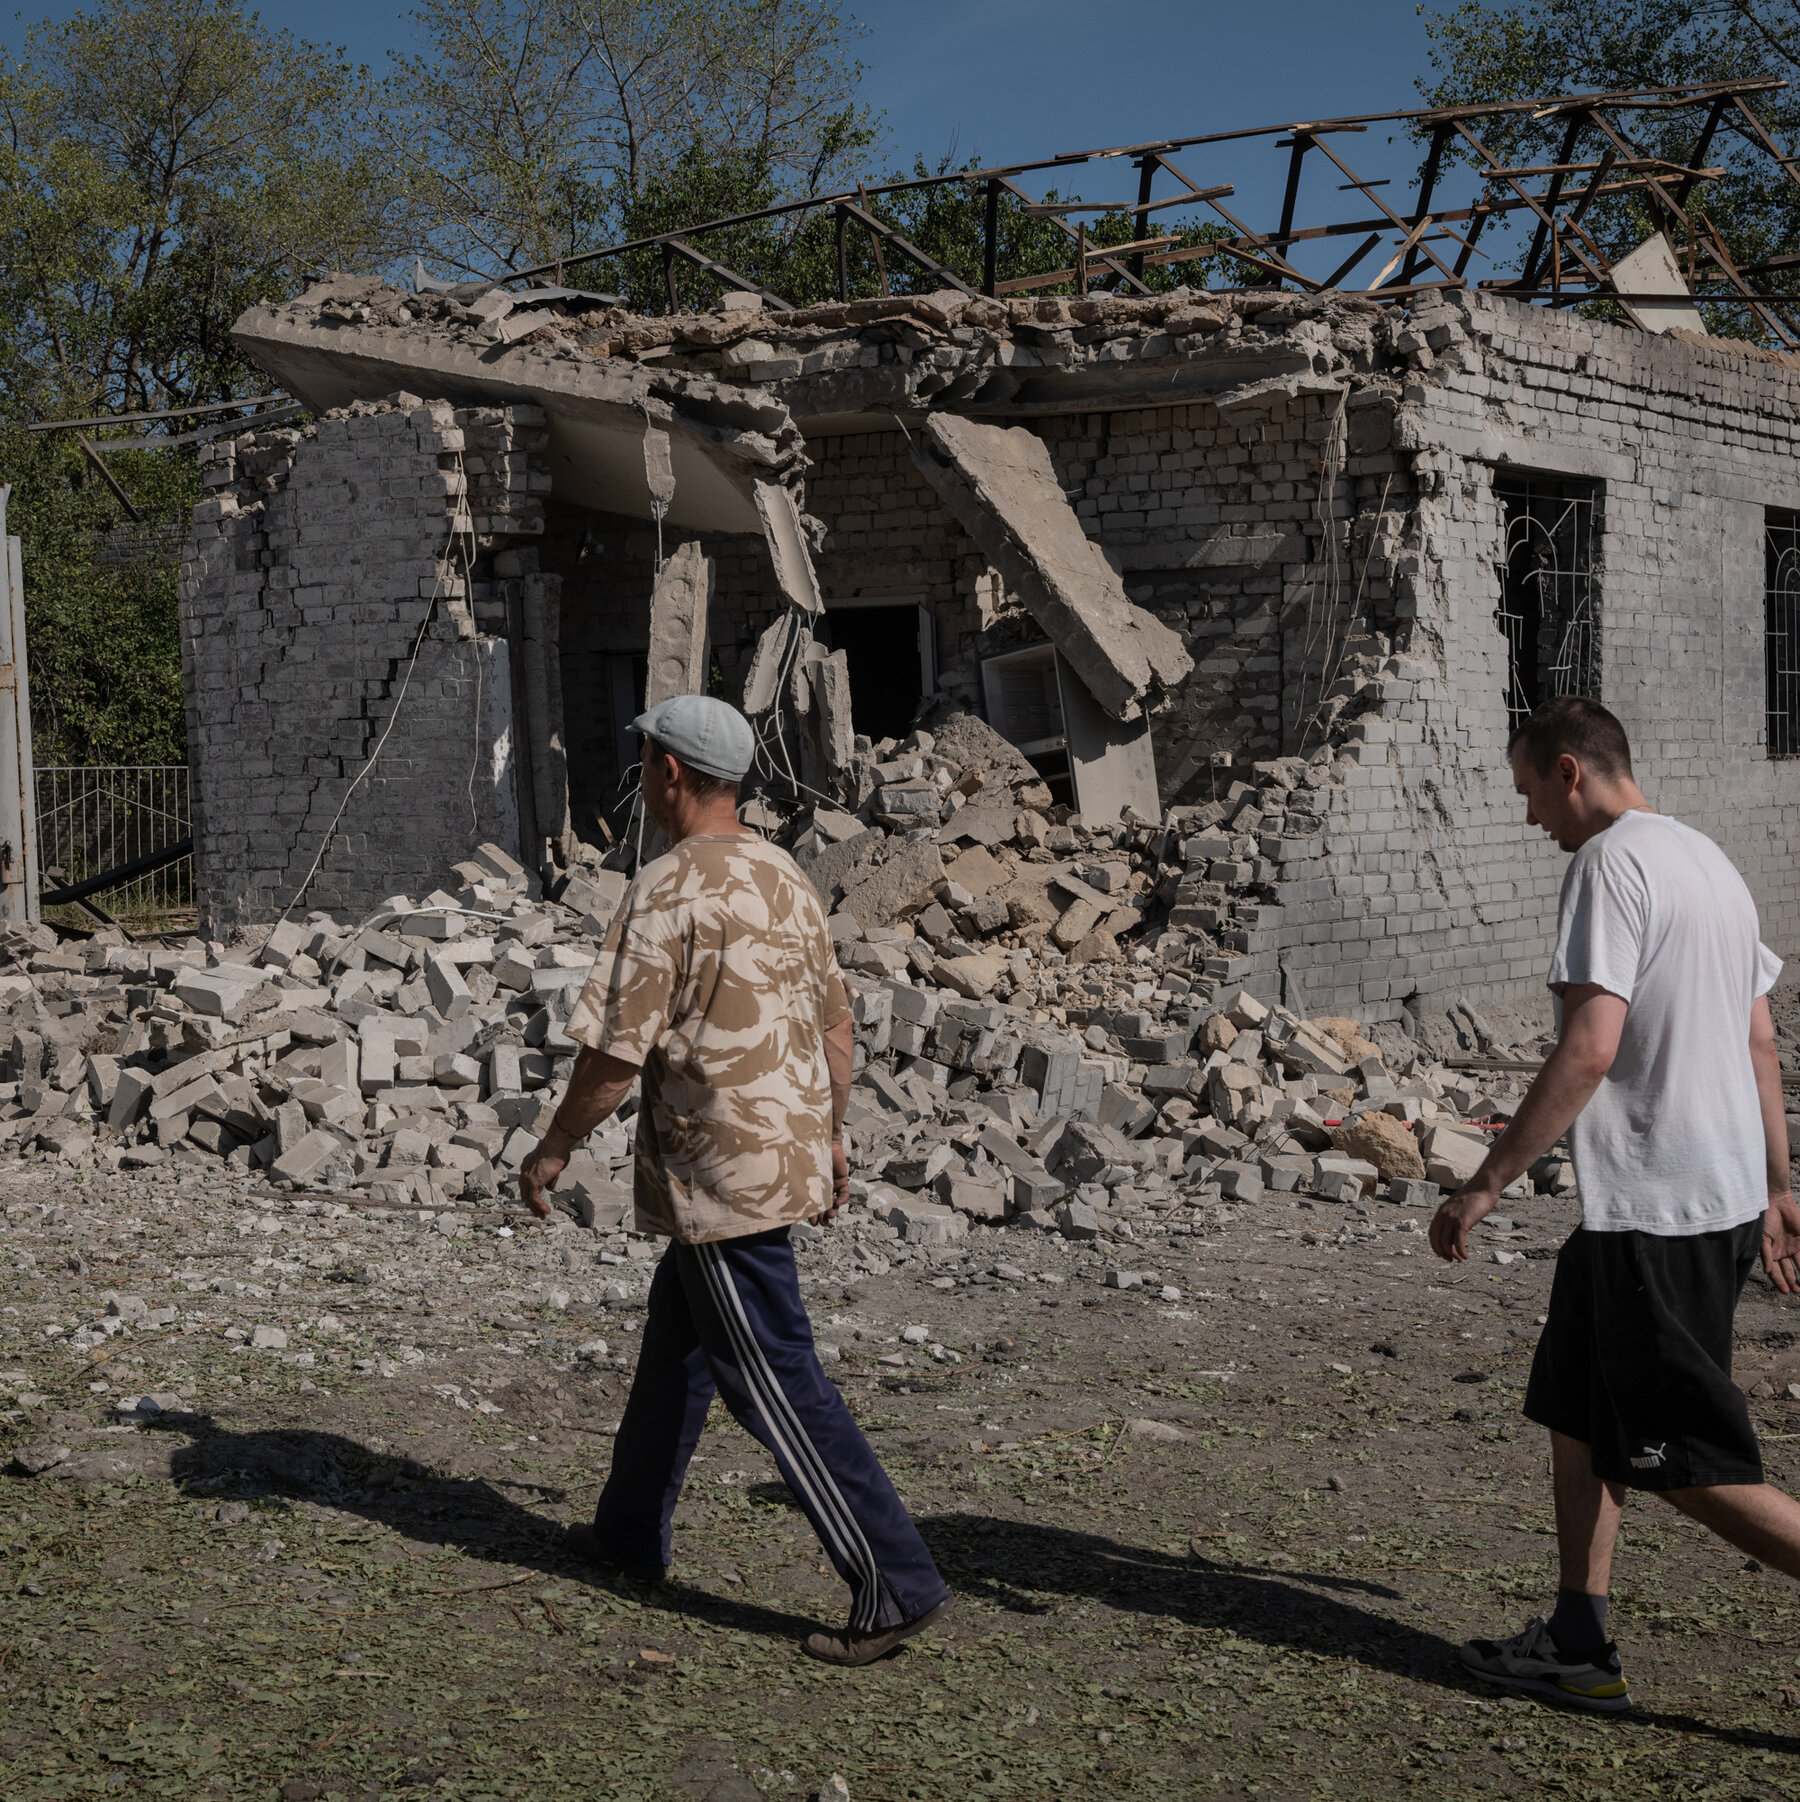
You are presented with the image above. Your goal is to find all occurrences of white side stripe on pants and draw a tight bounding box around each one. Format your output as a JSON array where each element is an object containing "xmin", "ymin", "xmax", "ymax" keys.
[{"xmin": 694, "ymin": 1243, "xmax": 884, "ymax": 1631}]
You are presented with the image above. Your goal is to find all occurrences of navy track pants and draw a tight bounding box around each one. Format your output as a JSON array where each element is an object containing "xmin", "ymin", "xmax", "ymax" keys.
[{"xmin": 593, "ymin": 1226, "xmax": 949, "ymax": 1632}]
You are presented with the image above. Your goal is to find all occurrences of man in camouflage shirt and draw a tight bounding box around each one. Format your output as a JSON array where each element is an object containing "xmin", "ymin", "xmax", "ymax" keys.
[{"xmin": 519, "ymin": 695, "xmax": 950, "ymax": 1666}]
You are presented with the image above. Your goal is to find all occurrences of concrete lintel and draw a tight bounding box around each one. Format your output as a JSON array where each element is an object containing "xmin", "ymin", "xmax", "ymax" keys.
[
  {"xmin": 230, "ymin": 298, "xmax": 803, "ymax": 535},
  {"xmin": 1423, "ymin": 421, "xmax": 1640, "ymax": 487},
  {"xmin": 909, "ymin": 413, "xmax": 1192, "ymax": 722}
]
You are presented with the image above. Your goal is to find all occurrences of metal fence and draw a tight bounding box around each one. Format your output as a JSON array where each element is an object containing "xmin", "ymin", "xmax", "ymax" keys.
[{"xmin": 35, "ymin": 765, "xmax": 193, "ymax": 929}]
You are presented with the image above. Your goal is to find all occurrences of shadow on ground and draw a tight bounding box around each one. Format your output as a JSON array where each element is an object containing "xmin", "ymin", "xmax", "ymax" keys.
[
  {"xmin": 133, "ymin": 1415, "xmax": 1800, "ymax": 1757},
  {"xmin": 158, "ymin": 1415, "xmax": 1455, "ymax": 1677}
]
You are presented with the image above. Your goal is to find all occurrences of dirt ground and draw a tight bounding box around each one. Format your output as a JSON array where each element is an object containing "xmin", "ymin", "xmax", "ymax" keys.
[{"xmin": 8, "ymin": 1123, "xmax": 1800, "ymax": 1802}]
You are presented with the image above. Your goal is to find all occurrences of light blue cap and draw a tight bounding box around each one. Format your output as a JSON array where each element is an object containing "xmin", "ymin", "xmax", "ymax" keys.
[{"xmin": 631, "ymin": 694, "xmax": 755, "ymax": 781}]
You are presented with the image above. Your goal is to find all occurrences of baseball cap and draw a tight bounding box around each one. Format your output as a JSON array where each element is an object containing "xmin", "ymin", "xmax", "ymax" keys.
[{"xmin": 631, "ymin": 694, "xmax": 756, "ymax": 781}]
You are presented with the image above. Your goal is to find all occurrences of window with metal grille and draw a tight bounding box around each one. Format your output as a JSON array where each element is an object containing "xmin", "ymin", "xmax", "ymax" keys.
[
  {"xmin": 1766, "ymin": 509, "xmax": 1800, "ymax": 757},
  {"xmin": 1494, "ymin": 473, "xmax": 1602, "ymax": 730}
]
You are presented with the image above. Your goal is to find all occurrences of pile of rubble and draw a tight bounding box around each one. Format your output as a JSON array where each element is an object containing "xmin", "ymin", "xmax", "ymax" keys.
[{"xmin": 0, "ymin": 713, "xmax": 1568, "ymax": 1248}]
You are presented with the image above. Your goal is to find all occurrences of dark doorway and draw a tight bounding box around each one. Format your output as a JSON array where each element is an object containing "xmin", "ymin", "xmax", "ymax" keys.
[{"xmin": 821, "ymin": 602, "xmax": 930, "ymax": 742}]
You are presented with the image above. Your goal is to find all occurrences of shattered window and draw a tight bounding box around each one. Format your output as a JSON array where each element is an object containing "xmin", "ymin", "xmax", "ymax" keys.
[
  {"xmin": 1494, "ymin": 473, "xmax": 1602, "ymax": 730},
  {"xmin": 1766, "ymin": 509, "xmax": 1800, "ymax": 758}
]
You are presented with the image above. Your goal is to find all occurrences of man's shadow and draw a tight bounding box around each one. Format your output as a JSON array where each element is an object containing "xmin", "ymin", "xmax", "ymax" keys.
[
  {"xmin": 159, "ymin": 1413, "xmax": 1449, "ymax": 1682},
  {"xmin": 151, "ymin": 1415, "xmax": 1800, "ymax": 1748},
  {"xmin": 155, "ymin": 1412, "xmax": 820, "ymax": 1643}
]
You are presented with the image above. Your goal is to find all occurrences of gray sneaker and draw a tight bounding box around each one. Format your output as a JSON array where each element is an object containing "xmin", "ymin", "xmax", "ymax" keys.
[{"xmin": 1461, "ymin": 1616, "xmax": 1631, "ymax": 1713}]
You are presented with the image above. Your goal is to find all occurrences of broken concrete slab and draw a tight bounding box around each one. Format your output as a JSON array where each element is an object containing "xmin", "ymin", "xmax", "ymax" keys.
[
  {"xmin": 838, "ymin": 840, "xmax": 945, "ymax": 930},
  {"xmin": 753, "ymin": 479, "xmax": 823, "ymax": 615},
  {"xmin": 908, "ymin": 413, "xmax": 1191, "ymax": 721},
  {"xmin": 643, "ymin": 540, "xmax": 714, "ymax": 708},
  {"xmin": 741, "ymin": 608, "xmax": 796, "ymax": 716},
  {"xmin": 230, "ymin": 287, "xmax": 804, "ymax": 533}
]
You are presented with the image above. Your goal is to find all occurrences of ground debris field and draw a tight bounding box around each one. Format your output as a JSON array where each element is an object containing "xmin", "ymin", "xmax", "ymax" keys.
[{"xmin": 8, "ymin": 1157, "xmax": 1800, "ymax": 1802}]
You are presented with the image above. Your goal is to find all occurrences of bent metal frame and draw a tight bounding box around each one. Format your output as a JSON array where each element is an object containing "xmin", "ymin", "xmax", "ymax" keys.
[{"xmin": 495, "ymin": 78, "xmax": 1800, "ymax": 342}]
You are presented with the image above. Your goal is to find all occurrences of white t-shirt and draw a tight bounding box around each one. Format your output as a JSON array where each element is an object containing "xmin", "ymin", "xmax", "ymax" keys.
[{"xmin": 1548, "ymin": 810, "xmax": 1782, "ymax": 1235}]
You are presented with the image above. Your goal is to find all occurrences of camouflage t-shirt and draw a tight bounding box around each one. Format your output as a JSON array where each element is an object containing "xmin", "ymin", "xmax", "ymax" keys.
[{"xmin": 566, "ymin": 833, "xmax": 851, "ymax": 1245}]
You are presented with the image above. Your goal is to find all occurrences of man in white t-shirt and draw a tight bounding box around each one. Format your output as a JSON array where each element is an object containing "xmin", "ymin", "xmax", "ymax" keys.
[{"xmin": 1429, "ymin": 695, "xmax": 1800, "ymax": 1713}]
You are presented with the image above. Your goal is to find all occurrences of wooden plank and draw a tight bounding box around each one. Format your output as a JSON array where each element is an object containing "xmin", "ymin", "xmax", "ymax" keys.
[
  {"xmin": 1023, "ymin": 186, "xmax": 1232, "ymax": 216},
  {"xmin": 837, "ymin": 201, "xmax": 979, "ymax": 298},
  {"xmin": 76, "ymin": 438, "xmax": 141, "ymax": 521}
]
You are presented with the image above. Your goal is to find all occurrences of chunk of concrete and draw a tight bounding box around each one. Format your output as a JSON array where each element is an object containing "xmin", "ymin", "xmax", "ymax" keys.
[
  {"xmin": 426, "ymin": 955, "xmax": 472, "ymax": 1021},
  {"xmin": 643, "ymin": 540, "xmax": 714, "ymax": 708},
  {"xmin": 753, "ymin": 479, "xmax": 823, "ymax": 616},
  {"xmin": 932, "ymin": 952, "xmax": 1006, "ymax": 999},
  {"xmin": 812, "ymin": 647, "xmax": 856, "ymax": 778},
  {"xmin": 839, "ymin": 840, "xmax": 944, "ymax": 929},
  {"xmin": 1056, "ymin": 1198, "xmax": 1100, "ymax": 1239},
  {"xmin": 742, "ymin": 607, "xmax": 796, "ymax": 716},
  {"xmin": 172, "ymin": 965, "xmax": 262, "ymax": 1019},
  {"xmin": 1420, "ymin": 1123, "xmax": 1489, "ymax": 1189},
  {"xmin": 271, "ymin": 1128, "xmax": 346, "ymax": 1186},
  {"xmin": 882, "ymin": 1196, "xmax": 969, "ymax": 1245},
  {"xmin": 1329, "ymin": 1111, "xmax": 1424, "ymax": 1183},
  {"xmin": 908, "ymin": 413, "xmax": 1191, "ymax": 721},
  {"xmin": 935, "ymin": 1171, "xmax": 1008, "ymax": 1222},
  {"xmin": 1216, "ymin": 1162, "xmax": 1264, "ymax": 1202},
  {"xmin": 108, "ymin": 1052, "xmax": 153, "ymax": 1124}
]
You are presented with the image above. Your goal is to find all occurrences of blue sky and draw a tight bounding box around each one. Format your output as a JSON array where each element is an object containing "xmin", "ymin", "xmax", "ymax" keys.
[{"xmin": 4, "ymin": 0, "xmax": 1473, "ymax": 281}]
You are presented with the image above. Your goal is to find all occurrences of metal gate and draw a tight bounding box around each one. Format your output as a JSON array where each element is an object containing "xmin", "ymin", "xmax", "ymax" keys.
[{"xmin": 35, "ymin": 766, "xmax": 193, "ymax": 930}]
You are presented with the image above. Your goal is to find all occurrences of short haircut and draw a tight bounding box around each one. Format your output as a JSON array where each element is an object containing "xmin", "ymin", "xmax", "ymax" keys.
[
  {"xmin": 1506, "ymin": 695, "xmax": 1633, "ymax": 779},
  {"xmin": 643, "ymin": 735, "xmax": 740, "ymax": 803}
]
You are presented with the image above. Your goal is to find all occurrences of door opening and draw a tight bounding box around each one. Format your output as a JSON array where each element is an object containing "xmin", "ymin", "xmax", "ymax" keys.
[{"xmin": 820, "ymin": 599, "xmax": 935, "ymax": 742}]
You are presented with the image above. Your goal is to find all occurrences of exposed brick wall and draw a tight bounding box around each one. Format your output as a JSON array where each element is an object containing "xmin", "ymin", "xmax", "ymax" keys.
[
  {"xmin": 1265, "ymin": 293, "xmax": 1800, "ymax": 1021},
  {"xmin": 180, "ymin": 399, "xmax": 543, "ymax": 932}
]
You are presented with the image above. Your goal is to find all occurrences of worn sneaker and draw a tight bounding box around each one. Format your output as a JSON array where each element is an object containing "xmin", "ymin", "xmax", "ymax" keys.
[
  {"xmin": 802, "ymin": 1598, "xmax": 953, "ymax": 1667},
  {"xmin": 1460, "ymin": 1617, "xmax": 1631, "ymax": 1713}
]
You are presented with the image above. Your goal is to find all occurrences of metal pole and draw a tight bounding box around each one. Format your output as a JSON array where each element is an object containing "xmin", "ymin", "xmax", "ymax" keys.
[
  {"xmin": 0, "ymin": 487, "xmax": 37, "ymax": 923},
  {"xmin": 1129, "ymin": 157, "xmax": 1156, "ymax": 283},
  {"xmin": 983, "ymin": 178, "xmax": 1001, "ymax": 297}
]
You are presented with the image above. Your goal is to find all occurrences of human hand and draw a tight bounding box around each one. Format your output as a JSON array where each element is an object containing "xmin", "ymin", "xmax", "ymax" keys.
[
  {"xmin": 518, "ymin": 1134, "xmax": 572, "ymax": 1220},
  {"xmin": 1763, "ymin": 1193, "xmax": 1800, "ymax": 1294},
  {"xmin": 1428, "ymin": 1181, "xmax": 1501, "ymax": 1263},
  {"xmin": 814, "ymin": 1138, "xmax": 849, "ymax": 1225}
]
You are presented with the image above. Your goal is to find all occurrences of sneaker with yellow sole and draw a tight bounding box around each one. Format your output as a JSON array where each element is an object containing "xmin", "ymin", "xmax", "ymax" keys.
[{"xmin": 1460, "ymin": 1617, "xmax": 1631, "ymax": 1713}]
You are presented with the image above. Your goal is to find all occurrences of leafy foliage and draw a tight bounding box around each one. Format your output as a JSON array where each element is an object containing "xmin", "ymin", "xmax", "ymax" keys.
[
  {"xmin": 1, "ymin": 426, "xmax": 191, "ymax": 766},
  {"xmin": 387, "ymin": 0, "xmax": 874, "ymax": 281},
  {"xmin": 0, "ymin": 0, "xmax": 401, "ymax": 764},
  {"xmin": 1419, "ymin": 1, "xmax": 1800, "ymax": 335},
  {"xmin": 0, "ymin": 0, "xmax": 399, "ymax": 420}
]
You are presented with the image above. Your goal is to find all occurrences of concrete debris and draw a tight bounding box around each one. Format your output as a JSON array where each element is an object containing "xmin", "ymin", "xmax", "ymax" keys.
[
  {"xmin": 909, "ymin": 413, "xmax": 1192, "ymax": 722},
  {"xmin": 0, "ymin": 721, "xmax": 1562, "ymax": 1250},
  {"xmin": 644, "ymin": 541, "xmax": 714, "ymax": 709}
]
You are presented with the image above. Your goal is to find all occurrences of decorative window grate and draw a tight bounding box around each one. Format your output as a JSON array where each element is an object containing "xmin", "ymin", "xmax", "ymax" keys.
[
  {"xmin": 1494, "ymin": 474, "xmax": 1602, "ymax": 730},
  {"xmin": 1766, "ymin": 510, "xmax": 1800, "ymax": 758}
]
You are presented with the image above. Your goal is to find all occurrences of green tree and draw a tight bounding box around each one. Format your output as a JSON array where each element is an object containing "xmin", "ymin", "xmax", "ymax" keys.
[
  {"xmin": 387, "ymin": 0, "xmax": 874, "ymax": 281},
  {"xmin": 2, "ymin": 429, "xmax": 191, "ymax": 766},
  {"xmin": 0, "ymin": 0, "xmax": 399, "ymax": 419},
  {"xmin": 1419, "ymin": 1, "xmax": 1800, "ymax": 332},
  {"xmin": 0, "ymin": 0, "xmax": 397, "ymax": 764}
]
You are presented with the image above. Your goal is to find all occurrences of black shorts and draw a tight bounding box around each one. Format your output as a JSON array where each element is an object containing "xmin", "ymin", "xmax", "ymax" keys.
[{"xmin": 1523, "ymin": 1217, "xmax": 1765, "ymax": 1491}]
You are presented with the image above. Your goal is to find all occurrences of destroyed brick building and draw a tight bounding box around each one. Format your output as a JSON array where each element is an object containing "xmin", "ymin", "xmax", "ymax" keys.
[{"xmin": 181, "ymin": 81, "xmax": 1800, "ymax": 1027}]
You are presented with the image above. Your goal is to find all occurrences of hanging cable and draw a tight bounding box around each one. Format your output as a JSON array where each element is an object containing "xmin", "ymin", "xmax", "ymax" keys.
[{"xmin": 262, "ymin": 450, "xmax": 477, "ymax": 947}]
